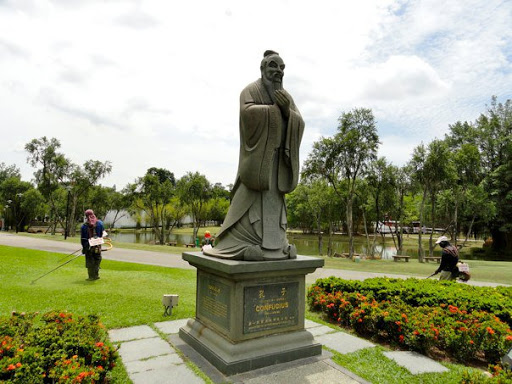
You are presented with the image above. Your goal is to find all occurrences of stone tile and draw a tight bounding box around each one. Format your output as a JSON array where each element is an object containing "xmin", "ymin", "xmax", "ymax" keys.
[
  {"xmin": 304, "ymin": 319, "xmax": 323, "ymax": 329},
  {"xmin": 235, "ymin": 360, "xmax": 360, "ymax": 384},
  {"xmin": 118, "ymin": 337, "xmax": 175, "ymax": 362},
  {"xmin": 108, "ymin": 325, "xmax": 158, "ymax": 342},
  {"xmin": 315, "ymin": 332, "xmax": 375, "ymax": 354},
  {"xmin": 308, "ymin": 325, "xmax": 337, "ymax": 337},
  {"xmin": 154, "ymin": 318, "xmax": 190, "ymax": 334},
  {"xmin": 123, "ymin": 354, "xmax": 184, "ymax": 374},
  {"xmin": 383, "ymin": 351, "xmax": 449, "ymax": 374},
  {"xmin": 129, "ymin": 364, "xmax": 205, "ymax": 384}
]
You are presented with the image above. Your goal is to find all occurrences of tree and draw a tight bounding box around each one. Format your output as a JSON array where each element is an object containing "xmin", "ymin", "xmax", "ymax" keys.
[
  {"xmin": 409, "ymin": 140, "xmax": 455, "ymax": 261},
  {"xmin": 125, "ymin": 168, "xmax": 176, "ymax": 245},
  {"xmin": 65, "ymin": 160, "xmax": 112, "ymax": 236},
  {"xmin": 475, "ymin": 97, "xmax": 512, "ymax": 254},
  {"xmin": 0, "ymin": 163, "xmax": 20, "ymax": 183},
  {"xmin": 177, "ymin": 172, "xmax": 212, "ymax": 240},
  {"xmin": 365, "ymin": 157, "xmax": 397, "ymax": 256},
  {"xmin": 303, "ymin": 108, "xmax": 379, "ymax": 257},
  {"xmin": 0, "ymin": 177, "xmax": 42, "ymax": 232}
]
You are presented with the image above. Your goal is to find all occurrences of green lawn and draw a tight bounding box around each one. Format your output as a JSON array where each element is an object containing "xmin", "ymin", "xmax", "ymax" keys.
[{"xmin": 0, "ymin": 245, "xmax": 196, "ymax": 328}]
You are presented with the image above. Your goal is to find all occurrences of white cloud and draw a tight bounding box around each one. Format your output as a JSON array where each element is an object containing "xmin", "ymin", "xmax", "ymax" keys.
[
  {"xmin": 0, "ymin": 0, "xmax": 511, "ymax": 189},
  {"xmin": 359, "ymin": 55, "xmax": 450, "ymax": 101}
]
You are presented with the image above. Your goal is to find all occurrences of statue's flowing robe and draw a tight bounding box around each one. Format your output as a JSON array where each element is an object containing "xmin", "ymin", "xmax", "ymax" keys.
[{"xmin": 204, "ymin": 79, "xmax": 304, "ymax": 260}]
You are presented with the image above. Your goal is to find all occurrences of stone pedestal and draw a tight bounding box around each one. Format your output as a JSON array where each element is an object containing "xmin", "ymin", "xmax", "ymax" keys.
[{"xmin": 179, "ymin": 252, "xmax": 324, "ymax": 375}]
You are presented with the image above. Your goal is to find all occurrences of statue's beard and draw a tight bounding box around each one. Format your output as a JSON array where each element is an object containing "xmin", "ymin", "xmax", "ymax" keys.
[
  {"xmin": 273, "ymin": 78, "xmax": 283, "ymax": 90},
  {"xmin": 263, "ymin": 77, "xmax": 283, "ymax": 102}
]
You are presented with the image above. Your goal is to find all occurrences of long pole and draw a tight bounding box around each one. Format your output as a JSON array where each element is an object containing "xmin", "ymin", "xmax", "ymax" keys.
[{"xmin": 30, "ymin": 254, "xmax": 83, "ymax": 285}]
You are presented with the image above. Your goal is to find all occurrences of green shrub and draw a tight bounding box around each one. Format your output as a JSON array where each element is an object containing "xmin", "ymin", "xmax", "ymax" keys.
[
  {"xmin": 0, "ymin": 311, "xmax": 118, "ymax": 383},
  {"xmin": 308, "ymin": 278, "xmax": 512, "ymax": 365}
]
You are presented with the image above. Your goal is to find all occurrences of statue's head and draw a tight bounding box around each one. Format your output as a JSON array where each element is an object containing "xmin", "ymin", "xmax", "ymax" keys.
[{"xmin": 260, "ymin": 50, "xmax": 285, "ymax": 89}]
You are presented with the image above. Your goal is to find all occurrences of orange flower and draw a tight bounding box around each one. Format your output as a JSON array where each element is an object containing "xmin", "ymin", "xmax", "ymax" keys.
[
  {"xmin": 469, "ymin": 340, "xmax": 474, "ymax": 344},
  {"xmin": 506, "ymin": 335, "xmax": 512, "ymax": 341},
  {"xmin": 487, "ymin": 327, "xmax": 495, "ymax": 335},
  {"xmin": 95, "ymin": 342, "xmax": 104, "ymax": 347},
  {"xmin": 16, "ymin": 362, "xmax": 22, "ymax": 368},
  {"xmin": 399, "ymin": 335, "xmax": 404, "ymax": 343}
]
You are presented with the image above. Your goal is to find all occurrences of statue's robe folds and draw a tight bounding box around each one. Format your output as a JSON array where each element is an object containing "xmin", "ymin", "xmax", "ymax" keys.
[{"xmin": 204, "ymin": 79, "xmax": 304, "ymax": 260}]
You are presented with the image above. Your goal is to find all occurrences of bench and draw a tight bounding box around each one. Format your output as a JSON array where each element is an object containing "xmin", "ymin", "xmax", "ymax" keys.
[
  {"xmin": 168, "ymin": 241, "xmax": 177, "ymax": 246},
  {"xmin": 393, "ymin": 255, "xmax": 410, "ymax": 262},
  {"xmin": 184, "ymin": 243, "xmax": 196, "ymax": 248},
  {"xmin": 424, "ymin": 257, "xmax": 441, "ymax": 263}
]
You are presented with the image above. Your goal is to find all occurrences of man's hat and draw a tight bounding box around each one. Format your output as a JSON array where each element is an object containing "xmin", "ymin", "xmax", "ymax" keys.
[{"xmin": 435, "ymin": 235, "xmax": 449, "ymax": 244}]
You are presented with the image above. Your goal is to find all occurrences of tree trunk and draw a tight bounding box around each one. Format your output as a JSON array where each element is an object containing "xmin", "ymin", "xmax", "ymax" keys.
[
  {"xmin": 327, "ymin": 221, "xmax": 333, "ymax": 257},
  {"xmin": 418, "ymin": 188, "xmax": 427, "ymax": 262},
  {"xmin": 346, "ymin": 196, "xmax": 354, "ymax": 257},
  {"xmin": 69, "ymin": 194, "xmax": 78, "ymax": 237},
  {"xmin": 317, "ymin": 216, "xmax": 323, "ymax": 256},
  {"xmin": 362, "ymin": 210, "xmax": 371, "ymax": 258},
  {"xmin": 428, "ymin": 194, "xmax": 436, "ymax": 257},
  {"xmin": 464, "ymin": 216, "xmax": 475, "ymax": 245}
]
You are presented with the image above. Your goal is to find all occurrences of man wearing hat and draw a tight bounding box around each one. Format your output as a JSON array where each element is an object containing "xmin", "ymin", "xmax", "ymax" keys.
[
  {"xmin": 81, "ymin": 209, "xmax": 104, "ymax": 281},
  {"xmin": 432, "ymin": 236, "xmax": 459, "ymax": 280}
]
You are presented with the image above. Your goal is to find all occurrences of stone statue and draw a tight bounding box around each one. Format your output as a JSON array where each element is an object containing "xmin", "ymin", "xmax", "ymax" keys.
[{"xmin": 203, "ymin": 50, "xmax": 304, "ymax": 261}]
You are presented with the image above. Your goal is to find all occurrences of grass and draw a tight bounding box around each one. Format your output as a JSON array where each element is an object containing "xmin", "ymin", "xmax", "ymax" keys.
[
  {"xmin": 0, "ymin": 245, "xmax": 197, "ymax": 328},
  {"xmin": 0, "ymin": 244, "xmax": 494, "ymax": 383},
  {"xmin": 330, "ymin": 346, "xmax": 483, "ymax": 384}
]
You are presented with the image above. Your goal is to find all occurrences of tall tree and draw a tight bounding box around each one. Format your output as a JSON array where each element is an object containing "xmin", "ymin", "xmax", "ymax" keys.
[
  {"xmin": 475, "ymin": 97, "xmax": 512, "ymax": 254},
  {"xmin": 25, "ymin": 137, "xmax": 69, "ymax": 234},
  {"xmin": 177, "ymin": 172, "xmax": 212, "ymax": 240},
  {"xmin": 125, "ymin": 168, "xmax": 176, "ymax": 245},
  {"xmin": 65, "ymin": 160, "xmax": 112, "ymax": 236},
  {"xmin": 303, "ymin": 108, "xmax": 379, "ymax": 257}
]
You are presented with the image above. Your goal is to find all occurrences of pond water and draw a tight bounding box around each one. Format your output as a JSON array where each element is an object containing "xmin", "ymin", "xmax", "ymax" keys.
[{"xmin": 108, "ymin": 231, "xmax": 456, "ymax": 260}]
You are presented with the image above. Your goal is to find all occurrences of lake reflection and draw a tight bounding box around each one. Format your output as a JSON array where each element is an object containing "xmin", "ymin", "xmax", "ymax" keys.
[{"xmin": 108, "ymin": 231, "xmax": 423, "ymax": 259}]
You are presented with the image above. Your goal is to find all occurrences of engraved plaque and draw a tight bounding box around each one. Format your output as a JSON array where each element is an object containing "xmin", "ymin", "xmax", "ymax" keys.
[
  {"xmin": 197, "ymin": 275, "xmax": 231, "ymax": 331},
  {"xmin": 243, "ymin": 282, "xmax": 299, "ymax": 334}
]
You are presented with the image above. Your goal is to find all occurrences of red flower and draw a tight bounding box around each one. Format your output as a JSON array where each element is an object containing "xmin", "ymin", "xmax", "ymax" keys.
[
  {"xmin": 7, "ymin": 364, "xmax": 16, "ymax": 371},
  {"xmin": 399, "ymin": 335, "xmax": 404, "ymax": 343},
  {"xmin": 95, "ymin": 342, "xmax": 104, "ymax": 347},
  {"xmin": 448, "ymin": 305, "xmax": 458, "ymax": 314},
  {"xmin": 506, "ymin": 335, "xmax": 512, "ymax": 341},
  {"xmin": 487, "ymin": 327, "xmax": 495, "ymax": 335}
]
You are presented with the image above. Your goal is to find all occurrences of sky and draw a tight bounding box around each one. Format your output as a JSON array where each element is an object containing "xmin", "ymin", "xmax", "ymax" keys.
[{"xmin": 1, "ymin": 0, "xmax": 511, "ymax": 190}]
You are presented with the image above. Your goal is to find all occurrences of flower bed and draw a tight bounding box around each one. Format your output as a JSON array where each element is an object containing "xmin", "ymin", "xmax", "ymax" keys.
[
  {"xmin": 0, "ymin": 311, "xmax": 118, "ymax": 383},
  {"xmin": 308, "ymin": 277, "xmax": 512, "ymax": 367}
]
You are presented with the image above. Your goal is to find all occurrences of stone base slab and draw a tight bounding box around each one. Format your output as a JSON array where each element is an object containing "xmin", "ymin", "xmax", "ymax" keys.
[{"xmin": 179, "ymin": 318, "xmax": 322, "ymax": 375}]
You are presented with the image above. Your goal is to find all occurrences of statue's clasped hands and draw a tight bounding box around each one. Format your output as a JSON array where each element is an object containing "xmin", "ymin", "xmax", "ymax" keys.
[{"xmin": 274, "ymin": 90, "xmax": 291, "ymax": 118}]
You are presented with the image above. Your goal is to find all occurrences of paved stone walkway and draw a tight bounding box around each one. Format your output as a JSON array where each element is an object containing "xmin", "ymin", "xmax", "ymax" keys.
[{"xmin": 108, "ymin": 318, "xmax": 455, "ymax": 383}]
